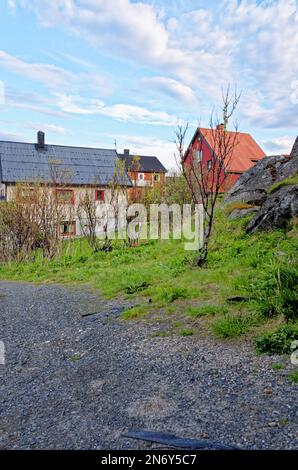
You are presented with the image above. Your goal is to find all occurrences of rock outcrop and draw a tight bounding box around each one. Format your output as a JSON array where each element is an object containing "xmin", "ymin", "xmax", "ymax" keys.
[
  {"xmin": 246, "ymin": 184, "xmax": 298, "ymax": 233},
  {"xmin": 225, "ymin": 151, "xmax": 298, "ymax": 207},
  {"xmin": 225, "ymin": 136, "xmax": 298, "ymax": 231}
]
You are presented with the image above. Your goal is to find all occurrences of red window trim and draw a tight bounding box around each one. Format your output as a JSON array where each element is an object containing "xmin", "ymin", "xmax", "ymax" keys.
[
  {"xmin": 56, "ymin": 189, "xmax": 75, "ymax": 205},
  {"xmin": 95, "ymin": 189, "xmax": 105, "ymax": 202}
]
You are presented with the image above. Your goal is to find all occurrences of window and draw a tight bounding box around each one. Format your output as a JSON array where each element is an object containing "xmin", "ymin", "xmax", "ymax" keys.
[
  {"xmin": 95, "ymin": 189, "xmax": 105, "ymax": 202},
  {"xmin": 195, "ymin": 150, "xmax": 202, "ymax": 162},
  {"xmin": 138, "ymin": 173, "xmax": 144, "ymax": 180},
  {"xmin": 60, "ymin": 221, "xmax": 76, "ymax": 237},
  {"xmin": 56, "ymin": 189, "xmax": 74, "ymax": 204},
  {"xmin": 153, "ymin": 174, "xmax": 160, "ymax": 182},
  {"xmin": 207, "ymin": 160, "xmax": 212, "ymax": 170}
]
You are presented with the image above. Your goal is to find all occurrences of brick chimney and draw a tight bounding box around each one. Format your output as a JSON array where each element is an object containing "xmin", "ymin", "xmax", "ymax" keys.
[
  {"xmin": 216, "ymin": 123, "xmax": 225, "ymax": 131},
  {"xmin": 37, "ymin": 131, "xmax": 45, "ymax": 149},
  {"xmin": 124, "ymin": 149, "xmax": 130, "ymax": 156}
]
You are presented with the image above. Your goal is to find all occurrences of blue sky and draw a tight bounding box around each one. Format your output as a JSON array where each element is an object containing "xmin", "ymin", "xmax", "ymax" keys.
[{"xmin": 0, "ymin": 0, "xmax": 297, "ymax": 170}]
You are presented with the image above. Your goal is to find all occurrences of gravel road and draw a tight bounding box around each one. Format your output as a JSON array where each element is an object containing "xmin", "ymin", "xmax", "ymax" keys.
[{"xmin": 0, "ymin": 281, "xmax": 297, "ymax": 450}]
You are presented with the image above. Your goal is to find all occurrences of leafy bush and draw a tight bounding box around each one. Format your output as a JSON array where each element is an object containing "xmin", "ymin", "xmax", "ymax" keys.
[{"xmin": 255, "ymin": 325, "xmax": 298, "ymax": 355}]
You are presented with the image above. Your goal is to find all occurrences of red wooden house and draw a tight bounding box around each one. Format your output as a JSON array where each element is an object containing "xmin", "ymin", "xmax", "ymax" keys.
[{"xmin": 184, "ymin": 126, "xmax": 266, "ymax": 191}]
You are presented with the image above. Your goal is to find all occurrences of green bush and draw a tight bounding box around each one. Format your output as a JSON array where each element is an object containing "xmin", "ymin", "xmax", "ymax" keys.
[{"xmin": 255, "ymin": 325, "xmax": 298, "ymax": 355}]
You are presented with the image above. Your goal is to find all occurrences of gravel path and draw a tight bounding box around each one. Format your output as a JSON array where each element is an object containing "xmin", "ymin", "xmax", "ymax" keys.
[{"xmin": 0, "ymin": 281, "xmax": 297, "ymax": 450}]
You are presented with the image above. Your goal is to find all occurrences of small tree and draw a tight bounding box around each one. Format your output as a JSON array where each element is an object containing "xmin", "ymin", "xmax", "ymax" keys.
[
  {"xmin": 175, "ymin": 86, "xmax": 241, "ymax": 266},
  {"xmin": 77, "ymin": 188, "xmax": 100, "ymax": 253}
]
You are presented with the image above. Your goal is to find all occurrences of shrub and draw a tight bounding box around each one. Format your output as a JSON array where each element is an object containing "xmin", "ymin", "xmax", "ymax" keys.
[{"xmin": 255, "ymin": 325, "xmax": 298, "ymax": 355}]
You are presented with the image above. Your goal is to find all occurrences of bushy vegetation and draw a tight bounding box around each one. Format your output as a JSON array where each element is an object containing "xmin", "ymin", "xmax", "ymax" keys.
[{"xmin": 255, "ymin": 324, "xmax": 298, "ymax": 355}]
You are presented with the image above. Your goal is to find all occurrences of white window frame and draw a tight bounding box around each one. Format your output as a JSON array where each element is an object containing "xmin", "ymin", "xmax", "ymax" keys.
[
  {"xmin": 195, "ymin": 149, "xmax": 203, "ymax": 162},
  {"xmin": 138, "ymin": 172, "xmax": 144, "ymax": 180}
]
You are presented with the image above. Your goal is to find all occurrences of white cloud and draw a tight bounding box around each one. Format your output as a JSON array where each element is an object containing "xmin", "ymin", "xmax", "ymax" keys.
[
  {"xmin": 0, "ymin": 49, "xmax": 111, "ymax": 94},
  {"xmin": 53, "ymin": 93, "xmax": 179, "ymax": 126},
  {"xmin": 261, "ymin": 136, "xmax": 295, "ymax": 155},
  {"xmin": 5, "ymin": 88, "xmax": 68, "ymax": 118},
  {"xmin": 7, "ymin": 1, "xmax": 298, "ymax": 131},
  {"xmin": 140, "ymin": 76, "xmax": 197, "ymax": 104},
  {"xmin": 23, "ymin": 122, "xmax": 67, "ymax": 135}
]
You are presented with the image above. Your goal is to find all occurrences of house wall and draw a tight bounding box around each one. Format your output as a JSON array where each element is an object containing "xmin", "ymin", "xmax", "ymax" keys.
[
  {"xmin": 5, "ymin": 184, "xmax": 128, "ymax": 237},
  {"xmin": 127, "ymin": 171, "xmax": 166, "ymax": 200},
  {"xmin": 184, "ymin": 131, "xmax": 237, "ymax": 193}
]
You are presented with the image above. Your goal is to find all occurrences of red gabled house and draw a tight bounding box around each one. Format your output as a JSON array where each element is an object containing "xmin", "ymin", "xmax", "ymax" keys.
[{"xmin": 184, "ymin": 126, "xmax": 266, "ymax": 191}]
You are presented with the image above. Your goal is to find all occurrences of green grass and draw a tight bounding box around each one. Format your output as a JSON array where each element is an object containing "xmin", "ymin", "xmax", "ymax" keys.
[
  {"xmin": 268, "ymin": 174, "xmax": 298, "ymax": 194},
  {"xmin": 180, "ymin": 329, "xmax": 194, "ymax": 336},
  {"xmin": 271, "ymin": 363, "xmax": 284, "ymax": 370},
  {"xmin": 1, "ymin": 205, "xmax": 297, "ymax": 341},
  {"xmin": 187, "ymin": 304, "xmax": 228, "ymax": 318},
  {"xmin": 288, "ymin": 370, "xmax": 298, "ymax": 384},
  {"xmin": 225, "ymin": 202, "xmax": 255, "ymax": 215},
  {"xmin": 212, "ymin": 313, "xmax": 261, "ymax": 338}
]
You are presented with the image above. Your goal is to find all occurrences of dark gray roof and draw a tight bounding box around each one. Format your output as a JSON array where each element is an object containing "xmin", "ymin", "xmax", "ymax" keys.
[
  {"xmin": 0, "ymin": 141, "xmax": 132, "ymax": 186},
  {"xmin": 119, "ymin": 154, "xmax": 167, "ymax": 173}
]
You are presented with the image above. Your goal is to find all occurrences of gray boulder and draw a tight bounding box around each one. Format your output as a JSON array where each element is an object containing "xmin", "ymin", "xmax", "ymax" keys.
[
  {"xmin": 229, "ymin": 206, "xmax": 259, "ymax": 220},
  {"xmin": 225, "ymin": 149, "xmax": 298, "ymax": 206},
  {"xmin": 246, "ymin": 184, "xmax": 298, "ymax": 233}
]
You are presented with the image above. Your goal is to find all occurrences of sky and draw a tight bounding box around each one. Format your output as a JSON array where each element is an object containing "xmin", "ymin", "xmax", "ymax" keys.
[{"xmin": 0, "ymin": 0, "xmax": 297, "ymax": 170}]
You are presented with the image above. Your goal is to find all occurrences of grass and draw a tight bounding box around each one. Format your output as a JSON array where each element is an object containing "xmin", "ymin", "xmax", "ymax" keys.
[
  {"xmin": 288, "ymin": 370, "xmax": 298, "ymax": 384},
  {"xmin": 271, "ymin": 363, "xmax": 284, "ymax": 370},
  {"xmin": 1, "ymin": 205, "xmax": 297, "ymax": 341},
  {"xmin": 225, "ymin": 202, "xmax": 255, "ymax": 215},
  {"xmin": 268, "ymin": 174, "xmax": 298, "ymax": 194}
]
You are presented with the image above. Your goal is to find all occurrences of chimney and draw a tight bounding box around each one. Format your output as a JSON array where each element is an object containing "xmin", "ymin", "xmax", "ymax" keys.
[
  {"xmin": 37, "ymin": 131, "xmax": 45, "ymax": 149},
  {"xmin": 216, "ymin": 123, "xmax": 225, "ymax": 131},
  {"xmin": 124, "ymin": 149, "xmax": 130, "ymax": 156}
]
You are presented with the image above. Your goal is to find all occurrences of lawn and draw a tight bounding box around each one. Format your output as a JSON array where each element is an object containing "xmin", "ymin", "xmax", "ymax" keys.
[{"xmin": 1, "ymin": 208, "xmax": 297, "ymax": 342}]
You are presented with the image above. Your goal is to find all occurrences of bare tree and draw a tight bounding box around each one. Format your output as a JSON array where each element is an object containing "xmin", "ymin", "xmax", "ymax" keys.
[
  {"xmin": 175, "ymin": 86, "xmax": 241, "ymax": 266},
  {"xmin": 77, "ymin": 188, "xmax": 100, "ymax": 253}
]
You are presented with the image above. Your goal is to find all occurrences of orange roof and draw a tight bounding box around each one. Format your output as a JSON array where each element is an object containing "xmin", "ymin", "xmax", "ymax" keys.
[{"xmin": 198, "ymin": 127, "xmax": 266, "ymax": 173}]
